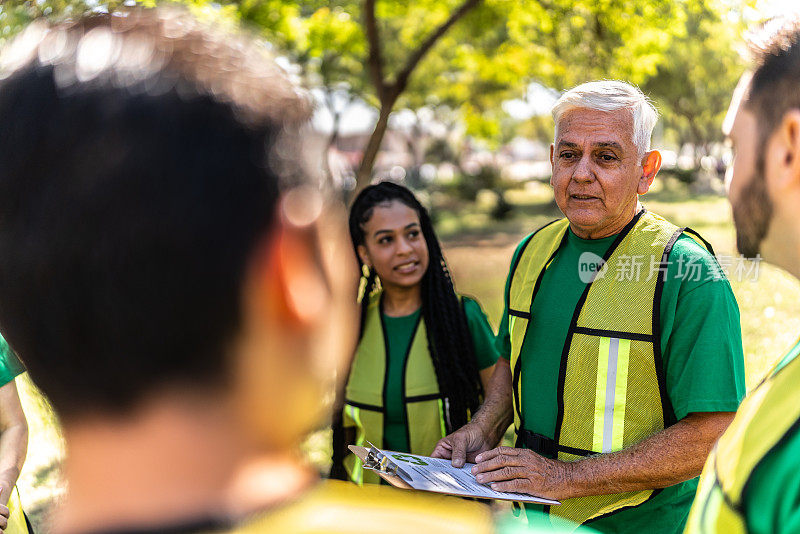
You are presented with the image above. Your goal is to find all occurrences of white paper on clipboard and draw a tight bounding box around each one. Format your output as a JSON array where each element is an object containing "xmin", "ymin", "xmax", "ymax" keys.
[{"xmin": 361, "ymin": 446, "xmax": 560, "ymax": 505}]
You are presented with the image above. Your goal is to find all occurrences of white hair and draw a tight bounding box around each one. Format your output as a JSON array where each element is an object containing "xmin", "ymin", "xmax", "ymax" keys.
[{"xmin": 551, "ymin": 80, "xmax": 659, "ymax": 158}]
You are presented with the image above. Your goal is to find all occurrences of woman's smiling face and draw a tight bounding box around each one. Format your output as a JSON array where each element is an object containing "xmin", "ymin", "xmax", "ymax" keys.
[{"xmin": 357, "ymin": 200, "xmax": 430, "ymax": 292}]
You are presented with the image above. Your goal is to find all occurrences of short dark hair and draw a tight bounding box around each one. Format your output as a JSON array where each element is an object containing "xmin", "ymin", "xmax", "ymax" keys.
[
  {"xmin": 0, "ymin": 9, "xmax": 312, "ymax": 419},
  {"xmin": 746, "ymin": 17, "xmax": 800, "ymax": 147}
]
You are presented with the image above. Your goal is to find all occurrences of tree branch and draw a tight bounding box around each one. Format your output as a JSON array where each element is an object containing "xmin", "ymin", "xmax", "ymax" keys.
[
  {"xmin": 391, "ymin": 0, "xmax": 482, "ymax": 100},
  {"xmin": 363, "ymin": 0, "xmax": 386, "ymax": 103}
]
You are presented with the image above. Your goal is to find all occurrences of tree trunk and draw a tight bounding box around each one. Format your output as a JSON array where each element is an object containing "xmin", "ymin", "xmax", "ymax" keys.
[
  {"xmin": 353, "ymin": 104, "xmax": 393, "ymax": 197},
  {"xmin": 322, "ymin": 109, "xmax": 341, "ymax": 187},
  {"xmin": 353, "ymin": 0, "xmax": 483, "ymax": 200}
]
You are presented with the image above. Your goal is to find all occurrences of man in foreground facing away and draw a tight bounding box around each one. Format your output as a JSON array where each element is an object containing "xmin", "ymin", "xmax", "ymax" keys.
[
  {"xmin": 686, "ymin": 16, "xmax": 800, "ymax": 534},
  {"xmin": 0, "ymin": 9, "xmax": 496, "ymax": 534}
]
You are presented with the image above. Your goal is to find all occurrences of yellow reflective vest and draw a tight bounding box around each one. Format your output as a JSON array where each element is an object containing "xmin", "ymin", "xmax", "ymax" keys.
[
  {"xmin": 342, "ymin": 292, "xmax": 449, "ymax": 485},
  {"xmin": 508, "ymin": 210, "xmax": 712, "ymax": 526},
  {"xmin": 6, "ymin": 486, "xmax": 31, "ymax": 534},
  {"xmin": 235, "ymin": 479, "xmax": 494, "ymax": 534},
  {"xmin": 685, "ymin": 346, "xmax": 800, "ymax": 533}
]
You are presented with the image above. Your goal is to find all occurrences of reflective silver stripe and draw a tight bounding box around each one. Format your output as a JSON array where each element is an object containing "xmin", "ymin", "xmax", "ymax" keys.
[{"xmin": 602, "ymin": 337, "xmax": 620, "ymax": 453}]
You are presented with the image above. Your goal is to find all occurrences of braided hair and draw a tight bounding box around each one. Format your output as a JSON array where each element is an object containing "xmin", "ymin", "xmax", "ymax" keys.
[{"xmin": 348, "ymin": 181, "xmax": 483, "ymax": 433}]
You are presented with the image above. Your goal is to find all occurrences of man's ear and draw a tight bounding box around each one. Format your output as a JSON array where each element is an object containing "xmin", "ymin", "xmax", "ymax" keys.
[
  {"xmin": 770, "ymin": 109, "xmax": 800, "ymax": 193},
  {"xmin": 638, "ymin": 150, "xmax": 662, "ymax": 195},
  {"xmin": 549, "ymin": 143, "xmax": 555, "ymax": 186},
  {"xmin": 252, "ymin": 223, "xmax": 328, "ymax": 330}
]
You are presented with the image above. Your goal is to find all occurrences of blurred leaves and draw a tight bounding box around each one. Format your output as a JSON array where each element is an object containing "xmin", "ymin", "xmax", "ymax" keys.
[
  {"xmin": 0, "ymin": 0, "xmax": 755, "ymax": 175},
  {"xmin": 644, "ymin": 0, "xmax": 746, "ymax": 148}
]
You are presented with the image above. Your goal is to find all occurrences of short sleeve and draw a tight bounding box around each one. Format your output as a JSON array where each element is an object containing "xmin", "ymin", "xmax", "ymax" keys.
[
  {"xmin": 660, "ymin": 236, "xmax": 746, "ymax": 421},
  {"xmin": 0, "ymin": 334, "xmax": 25, "ymax": 387},
  {"xmin": 496, "ymin": 312, "xmax": 511, "ymax": 360},
  {"xmin": 462, "ymin": 296, "xmax": 500, "ymax": 370}
]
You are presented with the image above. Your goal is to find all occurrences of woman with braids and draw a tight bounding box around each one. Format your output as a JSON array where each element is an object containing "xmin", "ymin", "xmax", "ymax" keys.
[{"xmin": 331, "ymin": 181, "xmax": 498, "ymax": 485}]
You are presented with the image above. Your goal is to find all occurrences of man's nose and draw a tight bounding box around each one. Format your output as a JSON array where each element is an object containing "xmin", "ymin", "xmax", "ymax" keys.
[{"xmin": 572, "ymin": 154, "xmax": 595, "ymax": 183}]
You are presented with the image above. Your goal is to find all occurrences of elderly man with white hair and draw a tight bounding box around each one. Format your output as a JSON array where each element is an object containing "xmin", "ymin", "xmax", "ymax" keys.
[{"xmin": 433, "ymin": 80, "xmax": 745, "ymax": 533}]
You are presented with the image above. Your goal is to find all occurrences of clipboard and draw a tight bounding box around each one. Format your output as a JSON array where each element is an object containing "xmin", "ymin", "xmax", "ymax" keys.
[
  {"xmin": 348, "ymin": 444, "xmax": 560, "ymax": 505},
  {"xmin": 349, "ymin": 445, "xmax": 412, "ymax": 489}
]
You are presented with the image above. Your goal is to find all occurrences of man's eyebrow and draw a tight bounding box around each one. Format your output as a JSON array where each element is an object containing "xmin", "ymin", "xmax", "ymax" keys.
[
  {"xmin": 595, "ymin": 141, "xmax": 623, "ymax": 150},
  {"xmin": 556, "ymin": 141, "xmax": 580, "ymax": 149},
  {"xmin": 556, "ymin": 140, "xmax": 624, "ymax": 150}
]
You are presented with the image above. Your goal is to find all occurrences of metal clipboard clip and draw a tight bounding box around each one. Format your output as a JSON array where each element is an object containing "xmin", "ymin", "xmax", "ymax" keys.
[{"xmin": 362, "ymin": 442, "xmax": 412, "ymax": 483}]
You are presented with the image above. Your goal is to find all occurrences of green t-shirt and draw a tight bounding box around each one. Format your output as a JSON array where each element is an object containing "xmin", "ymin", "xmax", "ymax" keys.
[
  {"xmin": 740, "ymin": 339, "xmax": 800, "ymax": 534},
  {"xmin": 0, "ymin": 334, "xmax": 24, "ymax": 387},
  {"xmin": 496, "ymin": 226, "xmax": 745, "ymax": 534},
  {"xmin": 382, "ymin": 296, "xmax": 499, "ymax": 452}
]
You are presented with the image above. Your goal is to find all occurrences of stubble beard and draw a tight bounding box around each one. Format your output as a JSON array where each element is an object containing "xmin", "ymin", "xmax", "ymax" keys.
[{"xmin": 732, "ymin": 152, "xmax": 773, "ymax": 258}]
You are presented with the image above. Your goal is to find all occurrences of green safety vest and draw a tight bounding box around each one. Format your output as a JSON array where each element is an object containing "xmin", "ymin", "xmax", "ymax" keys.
[
  {"xmin": 508, "ymin": 210, "xmax": 713, "ymax": 526},
  {"xmin": 342, "ymin": 292, "xmax": 449, "ymax": 485},
  {"xmin": 685, "ymin": 345, "xmax": 800, "ymax": 533}
]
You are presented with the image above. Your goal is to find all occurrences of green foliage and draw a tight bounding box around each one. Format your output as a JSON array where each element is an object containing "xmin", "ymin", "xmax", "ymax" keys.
[
  {"xmin": 0, "ymin": 1, "xmax": 238, "ymax": 45},
  {"xmin": 660, "ymin": 167, "xmax": 699, "ymax": 185},
  {"xmin": 424, "ymin": 137, "xmax": 459, "ymax": 165},
  {"xmin": 239, "ymin": 1, "xmax": 367, "ymax": 100},
  {"xmin": 0, "ymin": 0, "xmax": 752, "ymax": 179},
  {"xmin": 445, "ymin": 164, "xmax": 503, "ymax": 201},
  {"xmin": 504, "ymin": 0, "xmax": 681, "ymax": 89},
  {"xmin": 518, "ymin": 114, "xmax": 556, "ymax": 145},
  {"xmin": 0, "ymin": 1, "xmax": 111, "ymax": 44},
  {"xmin": 644, "ymin": 0, "xmax": 745, "ymax": 149}
]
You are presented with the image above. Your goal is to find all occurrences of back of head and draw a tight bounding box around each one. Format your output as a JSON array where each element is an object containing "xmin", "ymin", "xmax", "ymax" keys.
[
  {"xmin": 745, "ymin": 16, "xmax": 800, "ymax": 146},
  {"xmin": 0, "ymin": 9, "xmax": 313, "ymax": 421},
  {"xmin": 551, "ymin": 80, "xmax": 659, "ymax": 157}
]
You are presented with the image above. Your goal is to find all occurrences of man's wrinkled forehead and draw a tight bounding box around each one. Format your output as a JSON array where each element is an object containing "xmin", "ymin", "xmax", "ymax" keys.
[
  {"xmin": 555, "ymin": 107, "xmax": 635, "ymax": 144},
  {"xmin": 723, "ymin": 72, "xmax": 754, "ymax": 138}
]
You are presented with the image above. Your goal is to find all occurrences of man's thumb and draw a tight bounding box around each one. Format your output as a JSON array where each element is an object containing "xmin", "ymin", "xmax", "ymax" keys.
[{"xmin": 451, "ymin": 436, "xmax": 467, "ymax": 468}]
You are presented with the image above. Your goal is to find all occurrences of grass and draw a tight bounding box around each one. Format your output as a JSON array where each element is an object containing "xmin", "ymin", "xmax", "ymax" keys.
[{"xmin": 16, "ymin": 177, "xmax": 800, "ymax": 530}]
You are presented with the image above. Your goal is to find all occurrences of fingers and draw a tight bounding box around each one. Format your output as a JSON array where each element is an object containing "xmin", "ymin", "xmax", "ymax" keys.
[
  {"xmin": 451, "ymin": 434, "xmax": 468, "ymax": 468},
  {"xmin": 464, "ymin": 446, "xmax": 489, "ymax": 464},
  {"xmin": 435, "ymin": 424, "xmax": 492, "ymax": 467},
  {"xmin": 472, "ymin": 446, "xmax": 521, "ymax": 474},
  {"xmin": 0, "ymin": 505, "xmax": 8, "ymax": 530},
  {"xmin": 489, "ymin": 479, "xmax": 529, "ymax": 494},
  {"xmin": 430, "ymin": 439, "xmax": 453, "ymax": 459},
  {"xmin": 475, "ymin": 465, "xmax": 528, "ymax": 484},
  {"xmin": 475, "ymin": 445, "xmax": 519, "ymax": 464}
]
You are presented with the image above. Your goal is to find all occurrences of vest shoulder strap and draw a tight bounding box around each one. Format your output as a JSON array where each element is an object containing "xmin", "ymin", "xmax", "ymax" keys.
[
  {"xmin": 715, "ymin": 349, "xmax": 800, "ymax": 505},
  {"xmin": 508, "ymin": 218, "xmax": 570, "ymax": 316}
]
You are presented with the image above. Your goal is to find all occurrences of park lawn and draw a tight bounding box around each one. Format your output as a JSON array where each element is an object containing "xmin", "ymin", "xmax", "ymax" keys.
[{"xmin": 13, "ymin": 180, "xmax": 800, "ymax": 531}]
